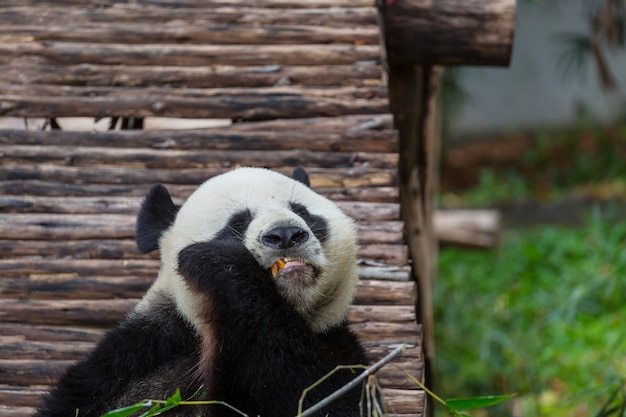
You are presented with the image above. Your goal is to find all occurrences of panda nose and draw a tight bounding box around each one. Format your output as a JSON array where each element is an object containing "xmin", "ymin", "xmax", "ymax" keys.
[{"xmin": 262, "ymin": 226, "xmax": 309, "ymax": 249}]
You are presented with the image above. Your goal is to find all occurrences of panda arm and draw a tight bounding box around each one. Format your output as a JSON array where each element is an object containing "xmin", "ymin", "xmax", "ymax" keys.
[
  {"xmin": 178, "ymin": 240, "xmax": 365, "ymax": 417},
  {"xmin": 33, "ymin": 301, "xmax": 199, "ymax": 417}
]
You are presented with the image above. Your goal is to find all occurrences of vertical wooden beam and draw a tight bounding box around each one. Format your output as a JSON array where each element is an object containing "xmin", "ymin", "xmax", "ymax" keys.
[{"xmin": 387, "ymin": 64, "xmax": 442, "ymax": 416}]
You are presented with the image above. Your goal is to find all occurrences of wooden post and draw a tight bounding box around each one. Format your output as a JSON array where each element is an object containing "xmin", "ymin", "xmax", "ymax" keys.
[
  {"xmin": 378, "ymin": 1, "xmax": 516, "ymax": 415},
  {"xmin": 387, "ymin": 64, "xmax": 442, "ymax": 415}
]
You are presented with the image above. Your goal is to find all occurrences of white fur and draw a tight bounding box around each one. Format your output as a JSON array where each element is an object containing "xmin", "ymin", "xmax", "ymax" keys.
[{"xmin": 136, "ymin": 167, "xmax": 359, "ymax": 333}]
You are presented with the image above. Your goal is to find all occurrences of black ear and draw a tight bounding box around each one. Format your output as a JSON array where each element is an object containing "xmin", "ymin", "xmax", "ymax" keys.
[
  {"xmin": 136, "ymin": 184, "xmax": 180, "ymax": 253},
  {"xmin": 292, "ymin": 167, "xmax": 310, "ymax": 187}
]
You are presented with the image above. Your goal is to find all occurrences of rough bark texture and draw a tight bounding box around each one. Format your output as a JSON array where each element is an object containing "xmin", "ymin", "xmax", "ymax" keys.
[{"xmin": 380, "ymin": 0, "xmax": 516, "ymax": 66}]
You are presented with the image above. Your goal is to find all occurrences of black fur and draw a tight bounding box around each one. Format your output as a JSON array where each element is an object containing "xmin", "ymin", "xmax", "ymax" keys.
[
  {"xmin": 178, "ymin": 239, "xmax": 367, "ymax": 417},
  {"xmin": 136, "ymin": 184, "xmax": 180, "ymax": 253},
  {"xmin": 33, "ymin": 299, "xmax": 200, "ymax": 417},
  {"xmin": 292, "ymin": 166, "xmax": 311, "ymax": 187},
  {"xmin": 290, "ymin": 202, "xmax": 328, "ymax": 242},
  {"xmin": 34, "ymin": 237, "xmax": 366, "ymax": 417}
]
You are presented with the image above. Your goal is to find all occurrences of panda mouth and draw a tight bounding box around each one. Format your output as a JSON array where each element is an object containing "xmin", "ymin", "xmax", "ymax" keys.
[{"xmin": 270, "ymin": 258, "xmax": 312, "ymax": 278}]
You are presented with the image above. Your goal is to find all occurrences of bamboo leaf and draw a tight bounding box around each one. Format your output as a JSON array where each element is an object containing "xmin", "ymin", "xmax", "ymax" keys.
[
  {"xmin": 100, "ymin": 401, "xmax": 153, "ymax": 417},
  {"xmin": 445, "ymin": 394, "xmax": 515, "ymax": 411}
]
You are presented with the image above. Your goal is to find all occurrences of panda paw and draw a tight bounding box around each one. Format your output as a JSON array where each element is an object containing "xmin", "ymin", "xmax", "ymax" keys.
[{"xmin": 177, "ymin": 241, "xmax": 270, "ymax": 295}]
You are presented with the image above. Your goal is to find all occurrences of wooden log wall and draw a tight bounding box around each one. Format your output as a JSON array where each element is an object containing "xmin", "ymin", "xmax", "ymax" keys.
[{"xmin": 0, "ymin": 1, "xmax": 424, "ymax": 417}]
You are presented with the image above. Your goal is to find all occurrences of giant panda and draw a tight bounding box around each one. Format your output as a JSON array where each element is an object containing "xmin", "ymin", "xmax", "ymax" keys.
[{"xmin": 34, "ymin": 167, "xmax": 368, "ymax": 417}]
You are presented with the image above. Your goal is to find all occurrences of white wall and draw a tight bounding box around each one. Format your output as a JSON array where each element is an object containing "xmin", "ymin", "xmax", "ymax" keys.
[{"xmin": 449, "ymin": 0, "xmax": 626, "ymax": 138}]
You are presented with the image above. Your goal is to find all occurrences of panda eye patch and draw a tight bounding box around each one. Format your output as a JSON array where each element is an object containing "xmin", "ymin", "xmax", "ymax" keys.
[
  {"xmin": 219, "ymin": 209, "xmax": 252, "ymax": 239},
  {"xmin": 289, "ymin": 202, "xmax": 310, "ymax": 217},
  {"xmin": 290, "ymin": 202, "xmax": 328, "ymax": 242}
]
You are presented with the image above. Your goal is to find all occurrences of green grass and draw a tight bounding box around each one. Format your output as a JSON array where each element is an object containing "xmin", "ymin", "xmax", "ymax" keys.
[{"xmin": 435, "ymin": 206, "xmax": 626, "ymax": 416}]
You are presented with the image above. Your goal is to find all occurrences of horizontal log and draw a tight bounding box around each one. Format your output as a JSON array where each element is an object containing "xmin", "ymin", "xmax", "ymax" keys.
[
  {"xmin": 355, "ymin": 280, "xmax": 415, "ymax": 305},
  {"xmin": 357, "ymin": 266, "xmax": 411, "ymax": 281},
  {"xmin": 0, "ymin": 214, "xmax": 403, "ymax": 244},
  {"xmin": 0, "ymin": 5, "xmax": 377, "ymax": 26},
  {"xmin": 0, "ymin": 196, "xmax": 144, "ymax": 215},
  {"xmin": 0, "ymin": 94, "xmax": 388, "ymax": 120},
  {"xmin": 0, "ymin": 170, "xmax": 397, "ymax": 199},
  {"xmin": 0, "ymin": 406, "xmax": 36, "ymax": 417},
  {"xmin": 0, "ymin": 164, "xmax": 395, "ymax": 190},
  {"xmin": 0, "ymin": 23, "xmax": 379, "ymax": 45},
  {"xmin": 0, "ymin": 63, "xmax": 382, "ymax": 88},
  {"xmin": 0, "ymin": 84, "xmax": 389, "ymax": 101},
  {"xmin": 224, "ymin": 114, "xmax": 393, "ymax": 131},
  {"xmin": 0, "ymin": 323, "xmax": 103, "ymax": 343},
  {"xmin": 0, "ymin": 127, "xmax": 397, "ymax": 153},
  {"xmin": 337, "ymin": 201, "xmax": 399, "ymax": 221},
  {"xmin": 322, "ymin": 187, "xmax": 398, "ymax": 203},
  {"xmin": 357, "ymin": 221, "xmax": 404, "ymax": 244},
  {"xmin": 0, "ymin": 356, "xmax": 421, "ymax": 391},
  {"xmin": 0, "ymin": 359, "xmax": 75, "ymax": 386},
  {"xmin": 0, "ymin": 272, "xmax": 413, "ymax": 303},
  {"xmin": 0, "ymin": 339, "xmax": 94, "ymax": 361},
  {"xmin": 0, "ymin": 385, "xmax": 46, "ymax": 407},
  {"xmin": 0, "ymin": 259, "xmax": 158, "ymax": 278},
  {"xmin": 0, "ymin": 0, "xmax": 376, "ymax": 8},
  {"xmin": 348, "ymin": 305, "xmax": 416, "ymax": 324},
  {"xmin": 2, "ymin": 145, "xmax": 396, "ymax": 169},
  {"xmin": 435, "ymin": 209, "xmax": 501, "ymax": 248},
  {"xmin": 0, "ymin": 213, "xmax": 136, "ymax": 240},
  {"xmin": 0, "ymin": 180, "xmax": 398, "ymax": 202},
  {"xmin": 0, "ymin": 299, "xmax": 139, "ymax": 326},
  {"xmin": 0, "ymin": 276, "xmax": 155, "ymax": 300},
  {"xmin": 381, "ymin": 0, "xmax": 516, "ymax": 66},
  {"xmin": 0, "ymin": 42, "xmax": 380, "ymax": 66},
  {"xmin": 0, "ymin": 195, "xmax": 400, "ymax": 220}
]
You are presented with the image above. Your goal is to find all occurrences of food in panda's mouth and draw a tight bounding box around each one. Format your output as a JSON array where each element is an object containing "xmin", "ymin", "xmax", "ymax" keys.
[{"xmin": 270, "ymin": 258, "xmax": 310, "ymax": 278}]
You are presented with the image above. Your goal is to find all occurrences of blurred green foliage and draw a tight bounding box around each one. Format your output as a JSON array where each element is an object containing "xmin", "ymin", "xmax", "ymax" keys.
[{"xmin": 435, "ymin": 207, "xmax": 626, "ymax": 416}]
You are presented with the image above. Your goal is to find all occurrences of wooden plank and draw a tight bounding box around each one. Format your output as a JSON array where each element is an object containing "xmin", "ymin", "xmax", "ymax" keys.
[
  {"xmin": 2, "ymin": 146, "xmax": 396, "ymax": 169},
  {"xmin": 0, "ymin": 323, "xmax": 103, "ymax": 343},
  {"xmin": 0, "ymin": 84, "xmax": 389, "ymax": 100},
  {"xmin": 0, "ymin": 42, "xmax": 380, "ymax": 66},
  {"xmin": 222, "ymin": 114, "xmax": 393, "ymax": 131},
  {"xmin": 0, "ymin": 97, "xmax": 387, "ymax": 121},
  {"xmin": 0, "ymin": 166, "xmax": 397, "ymax": 194},
  {"xmin": 0, "ymin": 5, "xmax": 378, "ymax": 26},
  {"xmin": 0, "ymin": 94, "xmax": 388, "ymax": 120},
  {"xmin": 0, "ymin": 127, "xmax": 397, "ymax": 153},
  {"xmin": 0, "ymin": 23, "xmax": 379, "ymax": 45},
  {"xmin": 0, "ymin": 196, "xmax": 400, "ymax": 220},
  {"xmin": 0, "ymin": 0, "xmax": 376, "ymax": 8},
  {"xmin": 0, "ymin": 63, "xmax": 382, "ymax": 88},
  {"xmin": 0, "ymin": 181, "xmax": 398, "ymax": 202},
  {"xmin": 0, "ymin": 259, "xmax": 159, "ymax": 277}
]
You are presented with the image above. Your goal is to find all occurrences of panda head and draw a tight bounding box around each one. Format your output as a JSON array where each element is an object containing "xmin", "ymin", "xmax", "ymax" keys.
[{"xmin": 135, "ymin": 167, "xmax": 359, "ymax": 332}]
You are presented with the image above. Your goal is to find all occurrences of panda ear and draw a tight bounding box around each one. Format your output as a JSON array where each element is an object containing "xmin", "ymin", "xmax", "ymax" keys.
[
  {"xmin": 292, "ymin": 167, "xmax": 310, "ymax": 187},
  {"xmin": 136, "ymin": 184, "xmax": 180, "ymax": 253}
]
